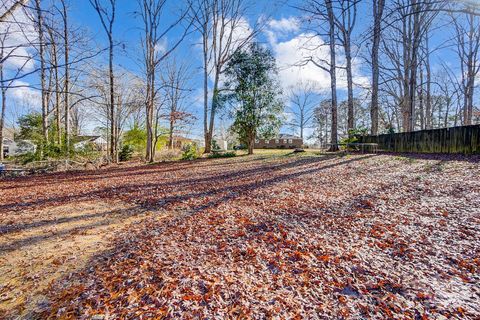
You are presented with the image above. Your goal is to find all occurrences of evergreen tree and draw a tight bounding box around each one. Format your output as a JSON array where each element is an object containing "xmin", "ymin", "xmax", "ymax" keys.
[{"xmin": 223, "ymin": 43, "xmax": 284, "ymax": 155}]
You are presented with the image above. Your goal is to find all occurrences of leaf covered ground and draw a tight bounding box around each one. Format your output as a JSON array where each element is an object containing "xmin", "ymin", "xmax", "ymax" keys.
[{"xmin": 1, "ymin": 151, "xmax": 479, "ymax": 319}]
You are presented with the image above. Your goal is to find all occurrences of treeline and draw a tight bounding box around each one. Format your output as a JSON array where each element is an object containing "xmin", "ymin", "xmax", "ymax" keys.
[
  {"xmin": 288, "ymin": 0, "xmax": 480, "ymax": 150},
  {"xmin": 0, "ymin": 0, "xmax": 479, "ymax": 161}
]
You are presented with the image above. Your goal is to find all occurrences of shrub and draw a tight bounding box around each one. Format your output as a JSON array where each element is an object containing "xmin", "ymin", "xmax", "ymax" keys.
[
  {"xmin": 207, "ymin": 151, "xmax": 236, "ymax": 159},
  {"xmin": 17, "ymin": 151, "xmax": 41, "ymax": 165},
  {"xmin": 340, "ymin": 127, "xmax": 369, "ymax": 150},
  {"xmin": 119, "ymin": 144, "xmax": 134, "ymax": 162},
  {"xmin": 181, "ymin": 143, "xmax": 199, "ymax": 160},
  {"xmin": 155, "ymin": 149, "xmax": 182, "ymax": 162}
]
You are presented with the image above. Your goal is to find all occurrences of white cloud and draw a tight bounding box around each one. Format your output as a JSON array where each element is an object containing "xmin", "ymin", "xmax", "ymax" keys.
[
  {"xmin": 0, "ymin": 1, "xmax": 36, "ymax": 72},
  {"xmin": 265, "ymin": 17, "xmax": 300, "ymax": 45},
  {"xmin": 9, "ymin": 80, "xmax": 41, "ymax": 108},
  {"xmin": 266, "ymin": 26, "xmax": 369, "ymax": 93},
  {"xmin": 268, "ymin": 17, "xmax": 300, "ymax": 34},
  {"xmin": 154, "ymin": 38, "xmax": 168, "ymax": 55}
]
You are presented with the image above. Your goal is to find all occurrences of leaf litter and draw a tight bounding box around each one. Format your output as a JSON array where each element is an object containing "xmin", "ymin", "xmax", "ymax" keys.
[{"xmin": 0, "ymin": 153, "xmax": 478, "ymax": 319}]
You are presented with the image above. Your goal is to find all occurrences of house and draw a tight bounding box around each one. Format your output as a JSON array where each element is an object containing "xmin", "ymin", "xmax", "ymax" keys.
[
  {"xmin": 212, "ymin": 138, "xmax": 228, "ymax": 151},
  {"xmin": 254, "ymin": 134, "xmax": 303, "ymax": 149},
  {"xmin": 74, "ymin": 136, "xmax": 108, "ymax": 151},
  {"xmin": 3, "ymin": 138, "xmax": 37, "ymax": 157},
  {"xmin": 169, "ymin": 136, "xmax": 197, "ymax": 149}
]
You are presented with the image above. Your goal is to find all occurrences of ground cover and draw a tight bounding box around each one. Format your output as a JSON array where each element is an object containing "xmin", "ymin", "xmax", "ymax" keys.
[{"xmin": 0, "ymin": 151, "xmax": 478, "ymax": 318}]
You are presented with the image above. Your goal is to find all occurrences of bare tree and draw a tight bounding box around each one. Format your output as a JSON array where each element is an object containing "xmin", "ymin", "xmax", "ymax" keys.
[
  {"xmin": 326, "ymin": 0, "xmax": 339, "ymax": 150},
  {"xmin": 138, "ymin": 0, "xmax": 192, "ymax": 162},
  {"xmin": 59, "ymin": 0, "xmax": 70, "ymax": 150},
  {"xmin": 45, "ymin": 18, "xmax": 62, "ymax": 145},
  {"xmin": 160, "ymin": 59, "xmax": 195, "ymax": 149},
  {"xmin": 287, "ymin": 81, "xmax": 318, "ymax": 140},
  {"xmin": 380, "ymin": 0, "xmax": 440, "ymax": 132},
  {"xmin": 311, "ymin": 99, "xmax": 331, "ymax": 148},
  {"xmin": 189, "ymin": 0, "xmax": 257, "ymax": 153},
  {"xmin": 333, "ymin": 0, "xmax": 358, "ymax": 135},
  {"xmin": 34, "ymin": 0, "xmax": 49, "ymax": 142},
  {"xmin": 451, "ymin": 10, "xmax": 480, "ymax": 125},
  {"xmin": 89, "ymin": 0, "xmax": 116, "ymax": 161},
  {"xmin": 370, "ymin": 0, "xmax": 385, "ymax": 135},
  {"xmin": 88, "ymin": 68, "xmax": 143, "ymax": 150}
]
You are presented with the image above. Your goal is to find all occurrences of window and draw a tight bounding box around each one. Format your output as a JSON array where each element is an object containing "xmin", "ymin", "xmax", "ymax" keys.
[
  {"xmin": 275, "ymin": 139, "xmax": 279, "ymax": 144},
  {"xmin": 288, "ymin": 139, "xmax": 293, "ymax": 144},
  {"xmin": 283, "ymin": 139, "xmax": 288, "ymax": 143},
  {"xmin": 265, "ymin": 140, "xmax": 269, "ymax": 144}
]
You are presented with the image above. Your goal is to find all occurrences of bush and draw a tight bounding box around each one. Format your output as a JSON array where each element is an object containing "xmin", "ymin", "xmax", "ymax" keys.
[
  {"xmin": 119, "ymin": 144, "xmax": 134, "ymax": 162},
  {"xmin": 340, "ymin": 127, "xmax": 369, "ymax": 149},
  {"xmin": 181, "ymin": 143, "xmax": 199, "ymax": 160},
  {"xmin": 207, "ymin": 151, "xmax": 236, "ymax": 159},
  {"xmin": 155, "ymin": 149, "xmax": 182, "ymax": 162},
  {"xmin": 17, "ymin": 151, "xmax": 41, "ymax": 165}
]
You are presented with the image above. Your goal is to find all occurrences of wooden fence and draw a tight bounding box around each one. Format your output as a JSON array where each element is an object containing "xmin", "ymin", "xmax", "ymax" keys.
[{"xmin": 359, "ymin": 125, "xmax": 480, "ymax": 154}]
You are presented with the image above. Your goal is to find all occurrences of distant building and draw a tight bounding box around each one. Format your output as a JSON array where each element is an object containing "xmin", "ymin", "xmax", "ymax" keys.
[
  {"xmin": 74, "ymin": 136, "xmax": 108, "ymax": 151},
  {"xmin": 254, "ymin": 134, "xmax": 303, "ymax": 149},
  {"xmin": 170, "ymin": 136, "xmax": 201, "ymax": 149},
  {"xmin": 3, "ymin": 138, "xmax": 37, "ymax": 157},
  {"xmin": 212, "ymin": 137, "xmax": 228, "ymax": 151}
]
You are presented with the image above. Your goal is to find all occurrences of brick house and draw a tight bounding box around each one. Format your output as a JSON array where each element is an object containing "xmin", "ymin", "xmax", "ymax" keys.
[{"xmin": 254, "ymin": 134, "xmax": 303, "ymax": 149}]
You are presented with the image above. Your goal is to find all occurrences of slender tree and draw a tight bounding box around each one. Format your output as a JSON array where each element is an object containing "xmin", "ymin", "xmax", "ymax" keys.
[
  {"xmin": 160, "ymin": 59, "xmax": 194, "ymax": 149},
  {"xmin": 34, "ymin": 0, "xmax": 49, "ymax": 143},
  {"xmin": 370, "ymin": 0, "xmax": 385, "ymax": 135},
  {"xmin": 138, "ymin": 0, "xmax": 192, "ymax": 162},
  {"xmin": 189, "ymin": 0, "xmax": 257, "ymax": 153},
  {"xmin": 90, "ymin": 0, "xmax": 116, "ymax": 161},
  {"xmin": 452, "ymin": 11, "xmax": 480, "ymax": 125},
  {"xmin": 334, "ymin": 0, "xmax": 357, "ymax": 135},
  {"xmin": 287, "ymin": 81, "xmax": 318, "ymax": 140}
]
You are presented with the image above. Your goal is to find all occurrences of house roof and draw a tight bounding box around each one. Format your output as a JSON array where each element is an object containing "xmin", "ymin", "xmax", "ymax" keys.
[
  {"xmin": 172, "ymin": 136, "xmax": 194, "ymax": 142},
  {"xmin": 277, "ymin": 134, "xmax": 302, "ymax": 140},
  {"xmin": 73, "ymin": 135, "xmax": 102, "ymax": 143},
  {"xmin": 2, "ymin": 127, "xmax": 15, "ymax": 140}
]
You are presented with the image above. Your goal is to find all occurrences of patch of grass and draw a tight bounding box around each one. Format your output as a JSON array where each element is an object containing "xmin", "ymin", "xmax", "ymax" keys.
[
  {"xmin": 424, "ymin": 162, "xmax": 444, "ymax": 172},
  {"xmin": 394, "ymin": 156, "xmax": 416, "ymax": 164},
  {"xmin": 208, "ymin": 151, "xmax": 237, "ymax": 159}
]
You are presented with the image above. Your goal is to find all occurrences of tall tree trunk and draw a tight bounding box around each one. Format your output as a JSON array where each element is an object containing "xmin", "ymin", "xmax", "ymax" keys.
[
  {"xmin": 53, "ymin": 42, "xmax": 61, "ymax": 145},
  {"xmin": 326, "ymin": 0, "xmax": 338, "ymax": 151},
  {"xmin": 35, "ymin": 0, "xmax": 48, "ymax": 144},
  {"xmin": 205, "ymin": 71, "xmax": 220, "ymax": 154},
  {"xmin": 425, "ymin": 35, "xmax": 432, "ymax": 129},
  {"xmin": 62, "ymin": 1, "xmax": 70, "ymax": 152},
  {"xmin": 345, "ymin": 37, "xmax": 354, "ymax": 134},
  {"xmin": 202, "ymin": 28, "xmax": 210, "ymax": 154},
  {"xmin": 0, "ymin": 63, "xmax": 5, "ymax": 161},
  {"xmin": 418, "ymin": 66, "xmax": 424, "ymax": 129},
  {"xmin": 407, "ymin": 0, "xmax": 421, "ymax": 132},
  {"xmin": 168, "ymin": 118, "xmax": 174, "ymax": 149},
  {"xmin": 300, "ymin": 112, "xmax": 304, "ymax": 140},
  {"xmin": 370, "ymin": 0, "xmax": 385, "ymax": 135},
  {"xmin": 108, "ymin": 34, "xmax": 116, "ymax": 161}
]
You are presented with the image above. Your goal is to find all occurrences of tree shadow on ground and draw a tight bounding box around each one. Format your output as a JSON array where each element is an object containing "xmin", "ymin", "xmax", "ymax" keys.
[{"xmin": 0, "ymin": 154, "xmax": 344, "ymax": 212}]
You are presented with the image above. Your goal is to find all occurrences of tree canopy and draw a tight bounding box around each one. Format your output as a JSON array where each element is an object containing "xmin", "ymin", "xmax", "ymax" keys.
[{"xmin": 223, "ymin": 43, "xmax": 284, "ymax": 154}]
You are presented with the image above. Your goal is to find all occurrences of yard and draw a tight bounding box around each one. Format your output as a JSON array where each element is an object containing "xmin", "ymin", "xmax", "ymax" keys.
[{"xmin": 0, "ymin": 150, "xmax": 479, "ymax": 319}]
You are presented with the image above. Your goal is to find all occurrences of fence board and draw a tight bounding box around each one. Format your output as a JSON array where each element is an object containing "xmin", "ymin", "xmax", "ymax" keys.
[{"xmin": 359, "ymin": 125, "xmax": 480, "ymax": 154}]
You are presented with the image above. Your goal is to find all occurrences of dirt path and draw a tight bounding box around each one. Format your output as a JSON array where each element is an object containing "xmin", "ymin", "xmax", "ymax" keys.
[{"xmin": 0, "ymin": 200, "xmax": 159, "ymax": 318}]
